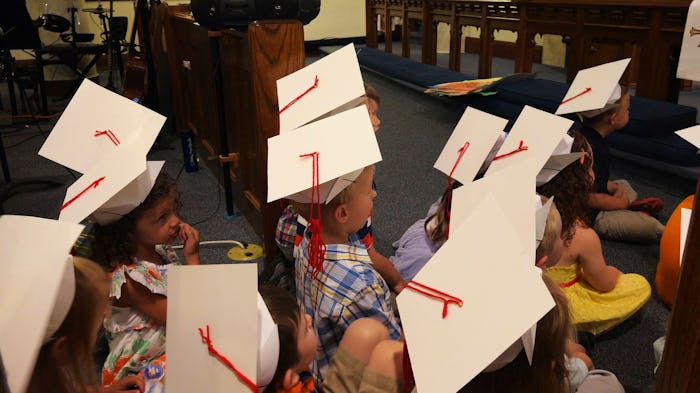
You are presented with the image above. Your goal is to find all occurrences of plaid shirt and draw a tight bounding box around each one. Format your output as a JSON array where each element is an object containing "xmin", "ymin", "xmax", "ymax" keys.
[{"xmin": 294, "ymin": 234, "xmax": 401, "ymax": 382}]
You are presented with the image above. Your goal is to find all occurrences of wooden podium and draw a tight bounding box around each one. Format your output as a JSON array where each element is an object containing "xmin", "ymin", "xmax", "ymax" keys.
[{"xmin": 164, "ymin": 9, "xmax": 305, "ymax": 264}]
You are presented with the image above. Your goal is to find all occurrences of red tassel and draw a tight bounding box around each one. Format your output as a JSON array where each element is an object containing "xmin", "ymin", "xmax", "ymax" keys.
[
  {"xmin": 95, "ymin": 130, "xmax": 120, "ymax": 146},
  {"xmin": 404, "ymin": 280, "xmax": 463, "ymax": 319},
  {"xmin": 299, "ymin": 152, "xmax": 326, "ymax": 278},
  {"xmin": 492, "ymin": 140, "xmax": 528, "ymax": 161},
  {"xmin": 279, "ymin": 75, "xmax": 320, "ymax": 114},
  {"xmin": 560, "ymin": 87, "xmax": 592, "ymax": 105},
  {"xmin": 198, "ymin": 325, "xmax": 258, "ymax": 392},
  {"xmin": 445, "ymin": 141, "xmax": 470, "ymax": 239}
]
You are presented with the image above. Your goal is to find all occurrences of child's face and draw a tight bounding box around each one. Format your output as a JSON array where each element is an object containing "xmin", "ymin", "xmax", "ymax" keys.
[
  {"xmin": 366, "ymin": 98, "xmax": 381, "ymax": 133},
  {"xmin": 293, "ymin": 313, "xmax": 318, "ymax": 373},
  {"xmin": 345, "ymin": 167, "xmax": 377, "ymax": 233},
  {"xmin": 611, "ymin": 93, "xmax": 630, "ymax": 130},
  {"xmin": 133, "ymin": 193, "xmax": 182, "ymax": 247}
]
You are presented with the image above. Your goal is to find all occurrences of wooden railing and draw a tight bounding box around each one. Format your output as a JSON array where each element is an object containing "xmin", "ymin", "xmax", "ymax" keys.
[{"xmin": 366, "ymin": 0, "xmax": 691, "ymax": 102}]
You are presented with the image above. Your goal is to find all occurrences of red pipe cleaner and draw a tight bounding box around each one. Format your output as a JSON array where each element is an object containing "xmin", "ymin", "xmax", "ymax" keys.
[
  {"xmin": 560, "ymin": 87, "xmax": 592, "ymax": 105},
  {"xmin": 95, "ymin": 130, "xmax": 120, "ymax": 146},
  {"xmin": 60, "ymin": 176, "xmax": 106, "ymax": 211},
  {"xmin": 405, "ymin": 280, "xmax": 464, "ymax": 319},
  {"xmin": 300, "ymin": 152, "xmax": 326, "ymax": 278},
  {"xmin": 197, "ymin": 325, "xmax": 258, "ymax": 393},
  {"xmin": 492, "ymin": 140, "xmax": 528, "ymax": 161},
  {"xmin": 445, "ymin": 141, "xmax": 470, "ymax": 239},
  {"xmin": 279, "ymin": 75, "xmax": 319, "ymax": 114}
]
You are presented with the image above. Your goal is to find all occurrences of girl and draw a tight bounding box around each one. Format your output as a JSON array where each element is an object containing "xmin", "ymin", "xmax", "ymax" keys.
[
  {"xmin": 390, "ymin": 182, "xmax": 458, "ymax": 282},
  {"xmin": 536, "ymin": 131, "xmax": 651, "ymax": 335},
  {"xmin": 27, "ymin": 257, "xmax": 145, "ymax": 393},
  {"xmin": 91, "ymin": 173, "xmax": 200, "ymax": 389}
]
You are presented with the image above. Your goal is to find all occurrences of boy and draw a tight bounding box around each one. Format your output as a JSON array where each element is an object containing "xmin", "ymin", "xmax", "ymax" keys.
[
  {"xmin": 258, "ymin": 285, "xmax": 404, "ymax": 393},
  {"xmin": 294, "ymin": 165, "xmax": 401, "ymax": 381}
]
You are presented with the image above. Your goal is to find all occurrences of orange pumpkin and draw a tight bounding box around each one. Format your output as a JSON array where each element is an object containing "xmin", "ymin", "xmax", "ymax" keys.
[{"xmin": 656, "ymin": 195, "xmax": 694, "ymax": 307}]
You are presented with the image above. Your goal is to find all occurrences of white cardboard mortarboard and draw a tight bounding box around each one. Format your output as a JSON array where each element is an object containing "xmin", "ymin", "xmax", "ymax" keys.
[
  {"xmin": 680, "ymin": 208, "xmax": 692, "ymax": 264},
  {"xmin": 57, "ymin": 145, "xmax": 164, "ymax": 224},
  {"xmin": 167, "ymin": 263, "xmax": 258, "ymax": 393},
  {"xmin": 536, "ymin": 134, "xmax": 585, "ymax": 186},
  {"xmin": 267, "ymin": 105, "xmax": 381, "ymax": 203},
  {"xmin": 676, "ymin": 1, "xmax": 700, "ymax": 82},
  {"xmin": 434, "ymin": 107, "xmax": 508, "ymax": 184},
  {"xmin": 675, "ymin": 125, "xmax": 700, "ymax": 153},
  {"xmin": 0, "ymin": 215, "xmax": 84, "ymax": 393},
  {"xmin": 277, "ymin": 43, "xmax": 366, "ymax": 134},
  {"xmin": 485, "ymin": 106, "xmax": 573, "ymax": 177},
  {"xmin": 397, "ymin": 195, "xmax": 555, "ymax": 393},
  {"xmin": 453, "ymin": 158, "xmax": 538, "ymax": 260},
  {"xmin": 38, "ymin": 79, "xmax": 165, "ymax": 174},
  {"xmin": 535, "ymin": 195, "xmax": 555, "ymax": 248},
  {"xmin": 555, "ymin": 59, "xmax": 631, "ymax": 116},
  {"xmin": 257, "ymin": 293, "xmax": 280, "ymax": 391}
]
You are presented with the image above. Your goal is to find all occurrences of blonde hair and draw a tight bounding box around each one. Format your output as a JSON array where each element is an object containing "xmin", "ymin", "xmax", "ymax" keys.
[
  {"xmin": 364, "ymin": 83, "xmax": 380, "ymax": 105},
  {"xmin": 535, "ymin": 200, "xmax": 562, "ymax": 263},
  {"xmin": 321, "ymin": 165, "xmax": 375, "ymax": 218}
]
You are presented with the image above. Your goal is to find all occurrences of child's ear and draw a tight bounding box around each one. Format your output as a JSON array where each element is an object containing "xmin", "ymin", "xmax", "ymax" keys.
[
  {"xmin": 281, "ymin": 369, "xmax": 300, "ymax": 390},
  {"xmin": 535, "ymin": 255, "xmax": 548, "ymax": 269},
  {"xmin": 334, "ymin": 204, "xmax": 349, "ymax": 224},
  {"xmin": 49, "ymin": 336, "xmax": 68, "ymax": 359}
]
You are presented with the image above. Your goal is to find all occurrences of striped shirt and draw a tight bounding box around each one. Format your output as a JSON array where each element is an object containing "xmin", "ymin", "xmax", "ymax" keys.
[{"xmin": 294, "ymin": 235, "xmax": 401, "ymax": 381}]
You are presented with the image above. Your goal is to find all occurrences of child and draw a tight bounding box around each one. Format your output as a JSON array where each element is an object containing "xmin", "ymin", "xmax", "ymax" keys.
[
  {"xmin": 274, "ymin": 84, "xmax": 405, "ymax": 294},
  {"xmin": 259, "ymin": 285, "xmax": 404, "ymax": 393},
  {"xmin": 295, "ymin": 165, "xmax": 401, "ymax": 381},
  {"xmin": 537, "ymin": 131, "xmax": 651, "ymax": 335},
  {"xmin": 27, "ymin": 257, "xmax": 146, "ymax": 393},
  {"xmin": 91, "ymin": 173, "xmax": 201, "ymax": 389},
  {"xmin": 578, "ymin": 85, "xmax": 665, "ymax": 243}
]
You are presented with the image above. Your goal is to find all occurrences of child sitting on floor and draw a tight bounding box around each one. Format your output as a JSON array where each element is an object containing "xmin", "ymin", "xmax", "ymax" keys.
[
  {"xmin": 91, "ymin": 173, "xmax": 201, "ymax": 390},
  {"xmin": 294, "ymin": 165, "xmax": 401, "ymax": 381},
  {"xmin": 259, "ymin": 285, "xmax": 404, "ymax": 393},
  {"xmin": 537, "ymin": 131, "xmax": 651, "ymax": 335}
]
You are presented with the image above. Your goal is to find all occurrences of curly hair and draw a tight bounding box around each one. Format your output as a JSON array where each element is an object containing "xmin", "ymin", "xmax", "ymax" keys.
[
  {"xmin": 536, "ymin": 131, "xmax": 594, "ymax": 246},
  {"xmin": 424, "ymin": 181, "xmax": 462, "ymax": 243},
  {"xmin": 91, "ymin": 173, "xmax": 180, "ymax": 271}
]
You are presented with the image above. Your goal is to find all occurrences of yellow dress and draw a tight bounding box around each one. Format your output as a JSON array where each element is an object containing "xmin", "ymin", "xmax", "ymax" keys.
[{"xmin": 545, "ymin": 263, "xmax": 651, "ymax": 335}]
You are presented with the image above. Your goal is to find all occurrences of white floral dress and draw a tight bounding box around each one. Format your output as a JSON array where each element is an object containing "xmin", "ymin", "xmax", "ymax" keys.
[{"xmin": 102, "ymin": 245, "xmax": 179, "ymax": 393}]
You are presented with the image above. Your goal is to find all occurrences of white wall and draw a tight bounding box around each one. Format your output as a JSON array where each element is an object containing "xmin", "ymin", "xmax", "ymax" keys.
[{"xmin": 303, "ymin": 0, "xmax": 366, "ymax": 41}]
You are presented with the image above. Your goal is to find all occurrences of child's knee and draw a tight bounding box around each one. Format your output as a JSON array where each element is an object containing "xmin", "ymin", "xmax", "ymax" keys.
[
  {"xmin": 367, "ymin": 340, "xmax": 404, "ymax": 378},
  {"xmin": 340, "ymin": 318, "xmax": 390, "ymax": 361}
]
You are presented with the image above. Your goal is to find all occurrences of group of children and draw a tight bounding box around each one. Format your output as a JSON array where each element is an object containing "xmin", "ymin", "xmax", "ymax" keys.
[{"xmin": 1, "ymin": 50, "xmax": 665, "ymax": 393}]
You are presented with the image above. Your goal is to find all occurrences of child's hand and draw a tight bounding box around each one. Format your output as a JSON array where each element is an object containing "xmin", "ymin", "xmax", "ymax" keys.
[
  {"xmin": 103, "ymin": 375, "xmax": 144, "ymax": 393},
  {"xmin": 179, "ymin": 223, "xmax": 201, "ymax": 265}
]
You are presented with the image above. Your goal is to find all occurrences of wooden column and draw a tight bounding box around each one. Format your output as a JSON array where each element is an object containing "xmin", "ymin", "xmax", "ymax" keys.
[{"xmin": 656, "ymin": 178, "xmax": 700, "ymax": 392}]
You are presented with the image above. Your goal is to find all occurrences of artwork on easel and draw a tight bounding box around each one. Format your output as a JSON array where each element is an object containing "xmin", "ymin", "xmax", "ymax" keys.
[{"xmin": 677, "ymin": 0, "xmax": 700, "ymax": 81}]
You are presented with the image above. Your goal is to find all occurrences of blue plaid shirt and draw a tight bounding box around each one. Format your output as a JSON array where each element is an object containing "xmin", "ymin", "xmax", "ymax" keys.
[{"xmin": 294, "ymin": 234, "xmax": 401, "ymax": 382}]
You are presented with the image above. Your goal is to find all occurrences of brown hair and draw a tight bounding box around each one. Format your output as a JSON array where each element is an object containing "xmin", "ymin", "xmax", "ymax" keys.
[
  {"xmin": 259, "ymin": 285, "xmax": 302, "ymax": 393},
  {"xmin": 364, "ymin": 83, "xmax": 380, "ymax": 105},
  {"xmin": 536, "ymin": 131, "xmax": 593, "ymax": 245},
  {"xmin": 424, "ymin": 182, "xmax": 462, "ymax": 243},
  {"xmin": 27, "ymin": 260, "xmax": 106, "ymax": 393},
  {"xmin": 92, "ymin": 173, "xmax": 181, "ymax": 271},
  {"xmin": 460, "ymin": 275, "xmax": 571, "ymax": 393},
  {"xmin": 535, "ymin": 199, "xmax": 563, "ymax": 263},
  {"xmin": 321, "ymin": 166, "xmax": 375, "ymax": 222}
]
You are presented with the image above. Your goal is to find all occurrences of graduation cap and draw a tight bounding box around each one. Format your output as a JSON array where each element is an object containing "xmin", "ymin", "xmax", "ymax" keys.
[
  {"xmin": 397, "ymin": 194, "xmax": 555, "ymax": 392},
  {"xmin": 267, "ymin": 105, "xmax": 381, "ymax": 204},
  {"xmin": 675, "ymin": 124, "xmax": 700, "ymax": 153},
  {"xmin": 277, "ymin": 43, "xmax": 366, "ymax": 134},
  {"xmin": 536, "ymin": 134, "xmax": 585, "ymax": 186},
  {"xmin": 433, "ymin": 107, "xmax": 509, "ymax": 185},
  {"xmin": 38, "ymin": 79, "xmax": 166, "ymax": 224},
  {"xmin": 555, "ymin": 58, "xmax": 631, "ymax": 117},
  {"xmin": 167, "ymin": 263, "xmax": 279, "ymax": 393},
  {"xmin": 485, "ymin": 106, "xmax": 573, "ymax": 177},
  {"xmin": 0, "ymin": 215, "xmax": 84, "ymax": 393}
]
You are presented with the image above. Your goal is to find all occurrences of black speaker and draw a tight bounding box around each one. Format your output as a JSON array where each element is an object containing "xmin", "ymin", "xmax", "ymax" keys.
[{"xmin": 191, "ymin": 0, "xmax": 320, "ymax": 29}]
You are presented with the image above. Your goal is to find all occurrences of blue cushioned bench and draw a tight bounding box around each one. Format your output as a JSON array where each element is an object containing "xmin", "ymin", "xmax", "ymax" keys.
[{"xmin": 352, "ymin": 46, "xmax": 700, "ymax": 169}]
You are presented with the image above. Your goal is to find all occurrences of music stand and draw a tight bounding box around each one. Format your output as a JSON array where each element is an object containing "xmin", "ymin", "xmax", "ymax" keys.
[{"xmin": 0, "ymin": 0, "xmax": 66, "ymax": 213}]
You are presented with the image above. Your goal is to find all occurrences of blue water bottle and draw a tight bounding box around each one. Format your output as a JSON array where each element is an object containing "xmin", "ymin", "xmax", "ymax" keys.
[{"xmin": 180, "ymin": 130, "xmax": 199, "ymax": 172}]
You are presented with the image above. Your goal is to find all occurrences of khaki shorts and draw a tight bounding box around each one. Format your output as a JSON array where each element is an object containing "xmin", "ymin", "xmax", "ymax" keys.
[{"xmin": 322, "ymin": 346, "xmax": 402, "ymax": 393}]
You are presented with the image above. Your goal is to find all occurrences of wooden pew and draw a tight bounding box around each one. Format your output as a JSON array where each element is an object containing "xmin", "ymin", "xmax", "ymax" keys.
[
  {"xmin": 164, "ymin": 9, "xmax": 305, "ymax": 265},
  {"xmin": 656, "ymin": 177, "xmax": 700, "ymax": 392}
]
